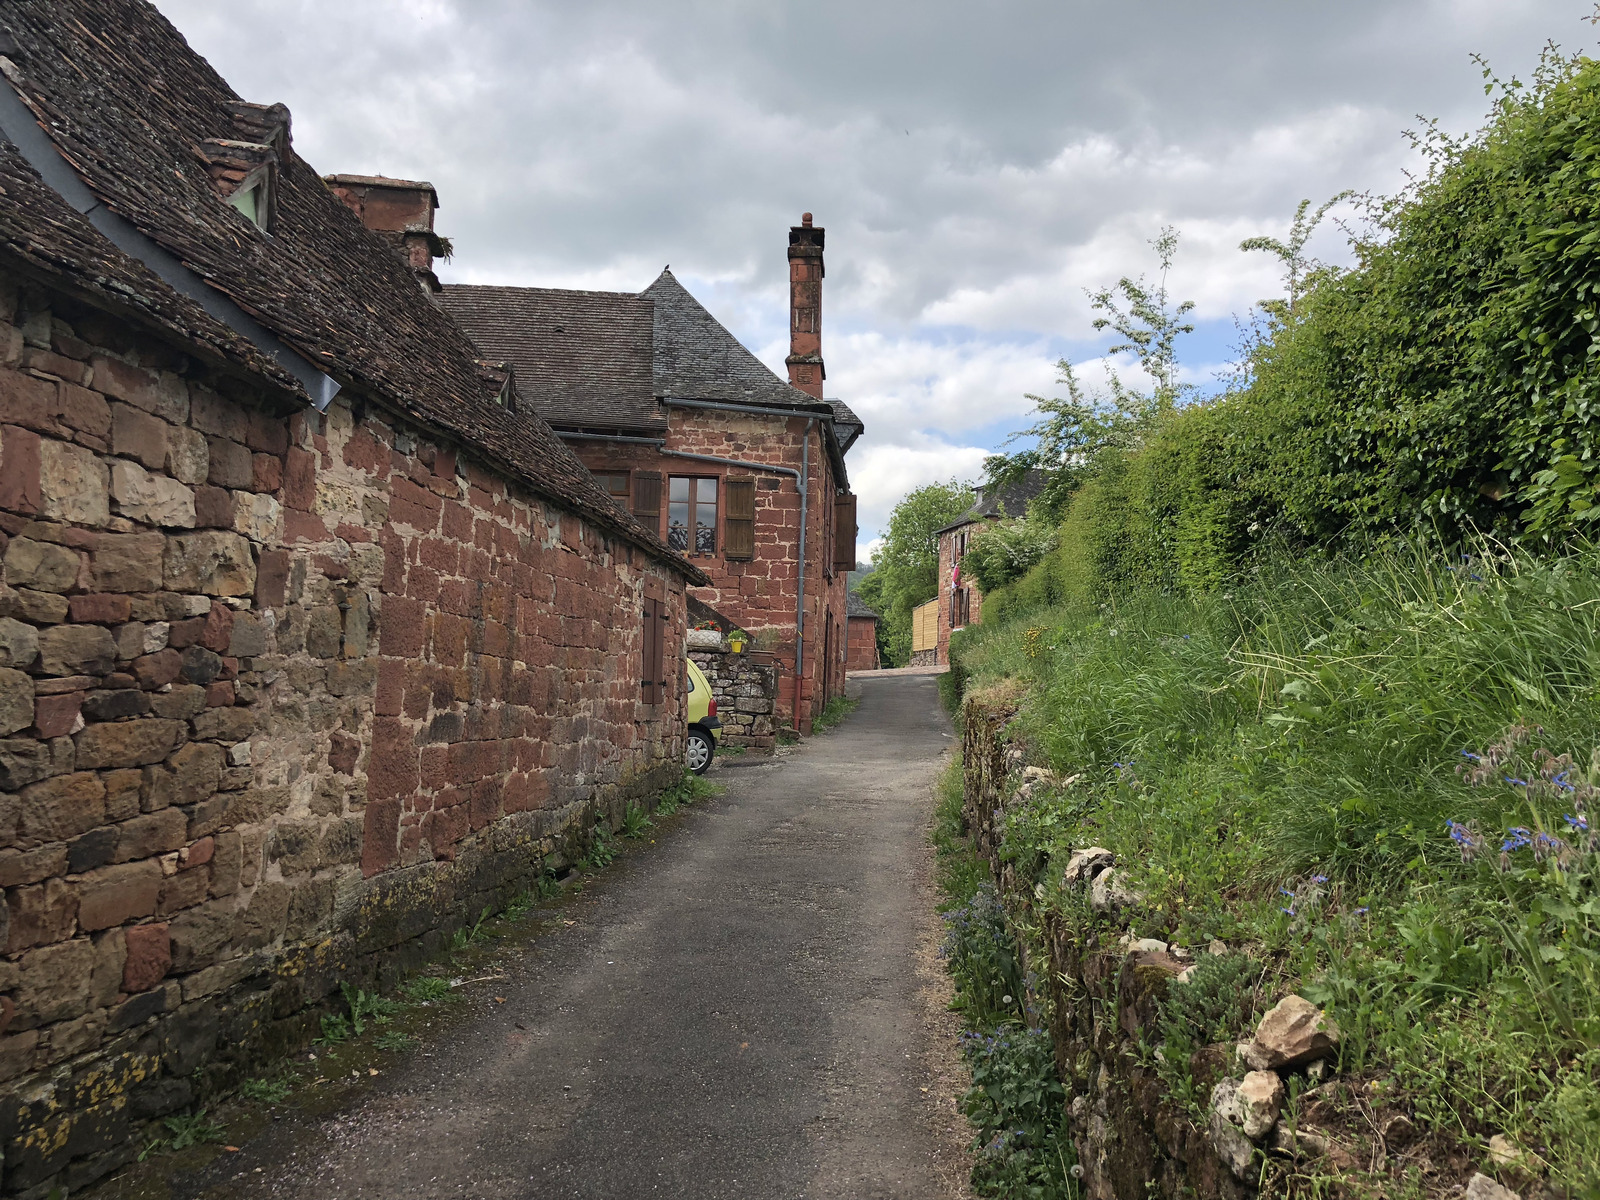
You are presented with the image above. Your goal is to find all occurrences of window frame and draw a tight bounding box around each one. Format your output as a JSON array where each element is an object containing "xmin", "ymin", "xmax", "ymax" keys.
[
  {"xmin": 591, "ymin": 470, "xmax": 631, "ymax": 501},
  {"xmin": 666, "ymin": 474, "xmax": 719, "ymax": 558}
]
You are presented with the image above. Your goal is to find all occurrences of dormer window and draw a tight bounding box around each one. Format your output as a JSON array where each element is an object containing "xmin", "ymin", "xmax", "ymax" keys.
[
  {"xmin": 197, "ymin": 101, "xmax": 291, "ymax": 235},
  {"xmin": 474, "ymin": 360, "xmax": 517, "ymax": 412},
  {"xmin": 226, "ymin": 171, "xmax": 269, "ymax": 229}
]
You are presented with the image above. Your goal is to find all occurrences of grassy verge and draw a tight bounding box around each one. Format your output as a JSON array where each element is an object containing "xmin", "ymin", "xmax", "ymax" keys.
[
  {"xmin": 949, "ymin": 541, "xmax": 1600, "ymax": 1196},
  {"xmin": 811, "ymin": 694, "xmax": 860, "ymax": 733}
]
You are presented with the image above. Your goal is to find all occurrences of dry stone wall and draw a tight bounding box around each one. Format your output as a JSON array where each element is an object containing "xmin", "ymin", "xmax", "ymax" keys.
[
  {"xmin": 0, "ymin": 271, "xmax": 687, "ymax": 1195},
  {"xmin": 687, "ymin": 640, "xmax": 778, "ymax": 752}
]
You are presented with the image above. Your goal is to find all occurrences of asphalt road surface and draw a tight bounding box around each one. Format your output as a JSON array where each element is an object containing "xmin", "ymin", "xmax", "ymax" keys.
[{"xmin": 130, "ymin": 671, "xmax": 961, "ymax": 1200}]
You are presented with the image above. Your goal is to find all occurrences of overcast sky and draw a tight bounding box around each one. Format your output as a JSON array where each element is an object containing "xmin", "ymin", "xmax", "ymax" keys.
[{"xmin": 157, "ymin": 0, "xmax": 1596, "ymax": 549}]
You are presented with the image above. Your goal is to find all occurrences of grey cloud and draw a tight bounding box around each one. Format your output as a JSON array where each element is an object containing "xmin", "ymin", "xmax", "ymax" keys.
[{"xmin": 155, "ymin": 0, "xmax": 1598, "ymax": 539}]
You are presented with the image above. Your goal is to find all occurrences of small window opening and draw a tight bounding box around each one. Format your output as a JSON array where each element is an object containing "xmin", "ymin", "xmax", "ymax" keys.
[{"xmin": 667, "ymin": 476, "xmax": 717, "ymax": 557}]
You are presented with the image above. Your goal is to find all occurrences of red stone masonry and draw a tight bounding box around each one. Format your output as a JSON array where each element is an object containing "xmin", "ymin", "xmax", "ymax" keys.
[
  {"xmin": 0, "ymin": 271, "xmax": 687, "ymax": 1190},
  {"xmin": 571, "ymin": 404, "xmax": 849, "ymax": 731}
]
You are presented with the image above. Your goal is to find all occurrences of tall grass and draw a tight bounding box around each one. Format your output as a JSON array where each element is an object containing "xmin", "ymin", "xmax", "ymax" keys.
[{"xmin": 955, "ymin": 540, "xmax": 1600, "ymax": 1192}]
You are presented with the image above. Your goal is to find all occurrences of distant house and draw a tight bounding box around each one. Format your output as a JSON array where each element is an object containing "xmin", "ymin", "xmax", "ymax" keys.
[
  {"xmin": 438, "ymin": 216, "xmax": 863, "ymax": 732},
  {"xmin": 845, "ymin": 592, "xmax": 880, "ymax": 672},
  {"xmin": 0, "ymin": 2, "xmax": 701, "ymax": 1188},
  {"xmin": 931, "ymin": 472, "xmax": 1049, "ymax": 663}
]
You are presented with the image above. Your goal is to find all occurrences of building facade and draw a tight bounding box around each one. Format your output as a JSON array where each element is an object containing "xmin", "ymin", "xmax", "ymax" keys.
[
  {"xmin": 932, "ymin": 473, "xmax": 1049, "ymax": 664},
  {"xmin": 441, "ymin": 219, "xmax": 862, "ymax": 733},
  {"xmin": 0, "ymin": 3, "xmax": 700, "ymax": 1190},
  {"xmin": 845, "ymin": 592, "xmax": 880, "ymax": 672}
]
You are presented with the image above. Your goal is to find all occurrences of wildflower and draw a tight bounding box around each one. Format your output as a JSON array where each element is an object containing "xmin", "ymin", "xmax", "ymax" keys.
[
  {"xmin": 1312, "ymin": 874, "xmax": 1329, "ymax": 884},
  {"xmin": 1501, "ymin": 827, "xmax": 1533, "ymax": 853},
  {"xmin": 1564, "ymin": 813, "xmax": 1589, "ymax": 832},
  {"xmin": 1460, "ymin": 751, "xmax": 1482, "ymax": 762},
  {"xmin": 1354, "ymin": 906, "xmax": 1370, "ymax": 916},
  {"xmin": 1505, "ymin": 778, "xmax": 1529, "ymax": 787}
]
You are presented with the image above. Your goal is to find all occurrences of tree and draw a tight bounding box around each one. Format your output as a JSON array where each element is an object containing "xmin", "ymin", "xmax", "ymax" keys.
[
  {"xmin": 1239, "ymin": 192, "xmax": 1352, "ymax": 323},
  {"xmin": 986, "ymin": 228, "xmax": 1198, "ymax": 519},
  {"xmin": 864, "ymin": 480, "xmax": 974, "ymax": 665}
]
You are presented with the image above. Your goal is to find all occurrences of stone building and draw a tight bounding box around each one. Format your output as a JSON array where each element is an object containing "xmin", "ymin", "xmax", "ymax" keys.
[
  {"xmin": 438, "ymin": 218, "xmax": 862, "ymax": 733},
  {"xmin": 0, "ymin": 2, "xmax": 701, "ymax": 1191},
  {"xmin": 932, "ymin": 472, "xmax": 1048, "ymax": 664},
  {"xmin": 845, "ymin": 592, "xmax": 880, "ymax": 672}
]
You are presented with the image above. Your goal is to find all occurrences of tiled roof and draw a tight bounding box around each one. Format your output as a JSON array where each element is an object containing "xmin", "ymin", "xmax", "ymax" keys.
[
  {"xmin": 644, "ymin": 268, "xmax": 830, "ymax": 412},
  {"xmin": 0, "ymin": 0, "xmax": 696, "ymax": 578},
  {"xmin": 439, "ymin": 285, "xmax": 663, "ymax": 434},
  {"xmin": 846, "ymin": 591, "xmax": 879, "ymax": 620},
  {"xmin": 936, "ymin": 469, "xmax": 1051, "ymax": 535}
]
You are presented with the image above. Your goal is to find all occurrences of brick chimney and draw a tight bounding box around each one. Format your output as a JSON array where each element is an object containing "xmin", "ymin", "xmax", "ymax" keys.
[
  {"xmin": 323, "ymin": 174, "xmax": 448, "ymax": 293},
  {"xmin": 786, "ymin": 212, "xmax": 825, "ymax": 398}
]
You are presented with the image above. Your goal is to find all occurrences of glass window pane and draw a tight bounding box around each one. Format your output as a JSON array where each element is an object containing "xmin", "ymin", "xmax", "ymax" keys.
[
  {"xmin": 667, "ymin": 501, "xmax": 690, "ymax": 552},
  {"xmin": 696, "ymin": 521, "xmax": 715, "ymax": 555},
  {"xmin": 696, "ymin": 477, "xmax": 717, "ymax": 503},
  {"xmin": 669, "ymin": 477, "xmax": 690, "ymax": 502}
]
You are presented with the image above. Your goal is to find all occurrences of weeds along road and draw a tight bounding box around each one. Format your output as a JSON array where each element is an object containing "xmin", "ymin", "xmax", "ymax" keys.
[{"xmin": 127, "ymin": 671, "xmax": 963, "ymax": 1200}]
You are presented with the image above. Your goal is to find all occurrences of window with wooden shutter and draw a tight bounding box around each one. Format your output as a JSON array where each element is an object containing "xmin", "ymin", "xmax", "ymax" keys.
[
  {"xmin": 633, "ymin": 471, "xmax": 662, "ymax": 527},
  {"xmin": 724, "ymin": 476, "xmax": 755, "ymax": 560},
  {"xmin": 833, "ymin": 493, "xmax": 857, "ymax": 573}
]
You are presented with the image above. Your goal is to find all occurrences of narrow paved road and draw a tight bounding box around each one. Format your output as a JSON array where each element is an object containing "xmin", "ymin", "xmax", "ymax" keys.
[{"xmin": 146, "ymin": 672, "xmax": 960, "ymax": 1200}]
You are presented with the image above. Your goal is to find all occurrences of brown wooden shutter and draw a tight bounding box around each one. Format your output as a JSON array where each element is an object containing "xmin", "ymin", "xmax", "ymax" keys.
[
  {"xmin": 724, "ymin": 476, "xmax": 756, "ymax": 560},
  {"xmin": 832, "ymin": 493, "xmax": 857, "ymax": 573},
  {"xmin": 640, "ymin": 594, "xmax": 658, "ymax": 704},
  {"xmin": 633, "ymin": 471, "xmax": 662, "ymax": 523},
  {"xmin": 655, "ymin": 593, "xmax": 670, "ymax": 706}
]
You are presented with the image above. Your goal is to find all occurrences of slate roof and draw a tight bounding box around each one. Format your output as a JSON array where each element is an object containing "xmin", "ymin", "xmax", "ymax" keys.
[
  {"xmin": 936, "ymin": 470, "xmax": 1051, "ymax": 535},
  {"xmin": 439, "ymin": 285, "xmax": 663, "ymax": 434},
  {"xmin": 0, "ymin": 0, "xmax": 696, "ymax": 578},
  {"xmin": 643, "ymin": 268, "xmax": 832, "ymax": 413},
  {"xmin": 846, "ymin": 592, "xmax": 879, "ymax": 620}
]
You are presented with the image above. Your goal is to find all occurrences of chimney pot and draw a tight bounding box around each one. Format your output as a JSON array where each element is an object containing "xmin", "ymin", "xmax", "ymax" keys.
[{"xmin": 801, "ymin": 212, "xmax": 813, "ymax": 227}]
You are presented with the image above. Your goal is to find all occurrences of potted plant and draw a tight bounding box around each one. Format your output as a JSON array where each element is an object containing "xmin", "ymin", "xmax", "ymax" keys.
[{"xmin": 729, "ymin": 628, "xmax": 748, "ymax": 653}]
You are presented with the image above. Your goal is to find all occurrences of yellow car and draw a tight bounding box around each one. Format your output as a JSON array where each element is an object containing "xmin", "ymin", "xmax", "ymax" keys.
[{"xmin": 684, "ymin": 657, "xmax": 721, "ymax": 774}]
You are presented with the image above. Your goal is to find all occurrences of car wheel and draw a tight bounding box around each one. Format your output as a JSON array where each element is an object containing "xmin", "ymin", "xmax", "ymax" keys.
[{"xmin": 686, "ymin": 728, "xmax": 714, "ymax": 775}]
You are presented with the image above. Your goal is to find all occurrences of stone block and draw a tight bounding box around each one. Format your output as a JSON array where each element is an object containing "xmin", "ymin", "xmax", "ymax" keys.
[
  {"xmin": 67, "ymin": 826, "xmax": 119, "ymax": 874},
  {"xmin": 0, "ymin": 667, "xmax": 32, "ymax": 735},
  {"xmin": 306, "ymin": 605, "xmax": 342, "ymax": 659},
  {"xmin": 0, "ymin": 422, "xmax": 43, "ymax": 515},
  {"xmin": 150, "ymin": 684, "xmax": 205, "ymax": 719},
  {"xmin": 13, "ymin": 938, "xmax": 97, "ymax": 1028},
  {"xmin": 112, "ymin": 808, "xmax": 188, "ymax": 862},
  {"xmin": 191, "ymin": 706, "xmax": 255, "ymax": 743},
  {"xmin": 91, "ymin": 355, "xmax": 188, "ymax": 423},
  {"xmin": 110, "ymin": 460, "xmax": 195, "ymax": 528},
  {"xmin": 165, "ymin": 425, "xmax": 208, "ymax": 485},
  {"xmin": 10, "ymin": 587, "xmax": 68, "ymax": 623},
  {"xmin": 163, "ymin": 530, "xmax": 255, "ymax": 596},
  {"xmin": 167, "ymin": 740, "xmax": 223, "ymax": 806},
  {"xmin": 32, "ymin": 690, "xmax": 83, "ymax": 738},
  {"xmin": 0, "ymin": 617, "xmax": 39, "ymax": 668},
  {"xmin": 252, "ymin": 452, "xmax": 283, "ymax": 492},
  {"xmin": 157, "ymin": 866, "xmax": 210, "ymax": 914},
  {"xmin": 103, "ymin": 768, "xmax": 142, "ymax": 821},
  {"xmin": 37, "ymin": 624, "xmax": 117, "ymax": 676},
  {"xmin": 234, "ymin": 880, "xmax": 289, "ymax": 949},
  {"xmin": 91, "ymin": 532, "xmax": 164, "ymax": 593},
  {"xmin": 7, "ymin": 877, "xmax": 79, "ymax": 951},
  {"xmin": 209, "ymin": 830, "xmax": 241, "ymax": 897},
  {"xmin": 222, "ymin": 786, "xmax": 288, "ymax": 826},
  {"xmin": 43, "ymin": 1007, "xmax": 107, "ymax": 1066},
  {"xmin": 82, "ymin": 689, "xmax": 150, "ymax": 722},
  {"xmin": 255, "ymin": 548, "xmax": 290, "ymax": 608},
  {"xmin": 17, "ymin": 771, "xmax": 104, "ymax": 844},
  {"xmin": 168, "ymin": 897, "xmax": 235, "ymax": 970},
  {"xmin": 122, "ymin": 922, "xmax": 171, "ymax": 992},
  {"xmin": 0, "ymin": 1030, "xmax": 39, "ymax": 1084},
  {"xmin": 194, "ymin": 484, "xmax": 235, "ymax": 528},
  {"xmin": 0, "ymin": 845, "xmax": 68, "ymax": 888},
  {"xmin": 77, "ymin": 860, "xmax": 162, "ymax": 930},
  {"xmin": 39, "ymin": 438, "xmax": 109, "ymax": 525},
  {"xmin": 109, "ymin": 403, "xmax": 168, "ymax": 469},
  {"xmin": 4, "ymin": 536, "xmax": 79, "ymax": 592},
  {"xmin": 70, "ymin": 593, "xmax": 133, "ymax": 624},
  {"xmin": 74, "ymin": 718, "xmax": 183, "ymax": 769},
  {"xmin": 131, "ymin": 647, "xmax": 182, "ymax": 690},
  {"xmin": 233, "ymin": 492, "xmax": 281, "ymax": 542},
  {"xmin": 1238, "ymin": 995, "xmax": 1340, "ymax": 1071},
  {"xmin": 205, "ymin": 437, "xmax": 253, "ymax": 489}
]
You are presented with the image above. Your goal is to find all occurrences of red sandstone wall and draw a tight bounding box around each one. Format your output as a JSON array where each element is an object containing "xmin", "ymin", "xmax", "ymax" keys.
[
  {"xmin": 845, "ymin": 616, "xmax": 878, "ymax": 672},
  {"xmin": 936, "ymin": 523, "xmax": 982, "ymax": 666},
  {"xmin": 0, "ymin": 270, "xmax": 686, "ymax": 1192}
]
